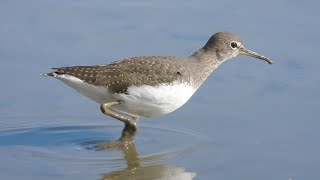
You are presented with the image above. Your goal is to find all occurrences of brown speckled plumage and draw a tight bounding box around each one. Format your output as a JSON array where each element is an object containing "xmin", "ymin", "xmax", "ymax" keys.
[
  {"xmin": 49, "ymin": 56, "xmax": 192, "ymax": 94},
  {"xmin": 47, "ymin": 32, "xmax": 273, "ymax": 95}
]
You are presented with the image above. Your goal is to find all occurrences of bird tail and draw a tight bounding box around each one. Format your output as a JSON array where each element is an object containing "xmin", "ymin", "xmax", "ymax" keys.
[
  {"xmin": 41, "ymin": 72, "xmax": 53, "ymax": 77},
  {"xmin": 41, "ymin": 68, "xmax": 60, "ymax": 77}
]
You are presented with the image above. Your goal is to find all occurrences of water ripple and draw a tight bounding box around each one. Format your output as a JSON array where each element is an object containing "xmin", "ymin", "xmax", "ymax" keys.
[
  {"xmin": 0, "ymin": 123, "xmax": 203, "ymax": 162},
  {"xmin": 0, "ymin": 116, "xmax": 202, "ymax": 179}
]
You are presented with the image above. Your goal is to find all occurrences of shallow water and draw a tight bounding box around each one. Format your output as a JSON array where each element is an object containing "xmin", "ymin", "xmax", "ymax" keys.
[
  {"xmin": 0, "ymin": 116, "xmax": 201, "ymax": 179},
  {"xmin": 1, "ymin": 0, "xmax": 320, "ymax": 179}
]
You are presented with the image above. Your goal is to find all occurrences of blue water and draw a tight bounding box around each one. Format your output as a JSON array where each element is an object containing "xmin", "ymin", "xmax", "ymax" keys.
[{"xmin": 1, "ymin": 0, "xmax": 320, "ymax": 179}]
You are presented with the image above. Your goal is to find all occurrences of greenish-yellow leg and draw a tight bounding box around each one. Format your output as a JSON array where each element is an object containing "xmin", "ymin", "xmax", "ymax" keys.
[{"xmin": 100, "ymin": 102, "xmax": 137, "ymax": 146}]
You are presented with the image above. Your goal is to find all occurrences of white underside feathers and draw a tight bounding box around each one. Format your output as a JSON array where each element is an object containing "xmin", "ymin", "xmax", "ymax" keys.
[{"xmin": 52, "ymin": 74, "xmax": 196, "ymax": 118}]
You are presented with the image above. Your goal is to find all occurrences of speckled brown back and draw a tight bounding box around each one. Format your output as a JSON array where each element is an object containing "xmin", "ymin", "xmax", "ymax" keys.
[{"xmin": 49, "ymin": 56, "xmax": 191, "ymax": 94}]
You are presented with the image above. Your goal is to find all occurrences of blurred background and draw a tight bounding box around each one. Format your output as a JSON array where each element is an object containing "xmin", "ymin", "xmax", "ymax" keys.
[{"xmin": 0, "ymin": 0, "xmax": 319, "ymax": 179}]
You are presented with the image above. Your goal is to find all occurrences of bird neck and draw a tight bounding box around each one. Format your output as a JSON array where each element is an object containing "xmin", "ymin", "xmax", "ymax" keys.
[{"xmin": 188, "ymin": 48, "xmax": 223, "ymax": 89}]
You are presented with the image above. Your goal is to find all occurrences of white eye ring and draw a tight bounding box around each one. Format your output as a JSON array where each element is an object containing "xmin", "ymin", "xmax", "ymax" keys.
[{"xmin": 230, "ymin": 41, "xmax": 238, "ymax": 49}]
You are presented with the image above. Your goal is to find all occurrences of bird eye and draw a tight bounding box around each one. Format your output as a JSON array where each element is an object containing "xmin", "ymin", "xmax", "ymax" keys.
[{"xmin": 230, "ymin": 42, "xmax": 238, "ymax": 49}]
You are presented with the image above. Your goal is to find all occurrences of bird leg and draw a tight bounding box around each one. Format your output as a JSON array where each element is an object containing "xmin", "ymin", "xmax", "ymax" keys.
[{"xmin": 100, "ymin": 102, "xmax": 137, "ymax": 145}]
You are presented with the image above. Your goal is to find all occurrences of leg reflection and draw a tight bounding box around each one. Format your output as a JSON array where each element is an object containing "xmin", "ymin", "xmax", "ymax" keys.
[{"xmin": 99, "ymin": 142, "xmax": 196, "ymax": 180}]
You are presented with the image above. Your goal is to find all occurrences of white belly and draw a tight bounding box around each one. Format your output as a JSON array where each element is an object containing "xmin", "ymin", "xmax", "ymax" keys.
[
  {"xmin": 55, "ymin": 74, "xmax": 196, "ymax": 118},
  {"xmin": 113, "ymin": 82, "xmax": 195, "ymax": 118}
]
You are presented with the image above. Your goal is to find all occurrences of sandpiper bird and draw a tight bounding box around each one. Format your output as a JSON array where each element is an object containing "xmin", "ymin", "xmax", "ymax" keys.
[{"xmin": 44, "ymin": 32, "xmax": 273, "ymax": 144}]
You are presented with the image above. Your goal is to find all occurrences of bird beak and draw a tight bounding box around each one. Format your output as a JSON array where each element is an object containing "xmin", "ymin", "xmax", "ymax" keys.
[{"xmin": 239, "ymin": 47, "xmax": 273, "ymax": 64}]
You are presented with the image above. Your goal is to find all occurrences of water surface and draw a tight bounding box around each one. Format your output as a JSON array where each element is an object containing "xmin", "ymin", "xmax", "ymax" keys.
[{"xmin": 1, "ymin": 0, "xmax": 320, "ymax": 179}]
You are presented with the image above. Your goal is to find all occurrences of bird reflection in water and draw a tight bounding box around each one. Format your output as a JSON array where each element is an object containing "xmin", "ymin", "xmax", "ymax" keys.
[{"xmin": 96, "ymin": 141, "xmax": 196, "ymax": 180}]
